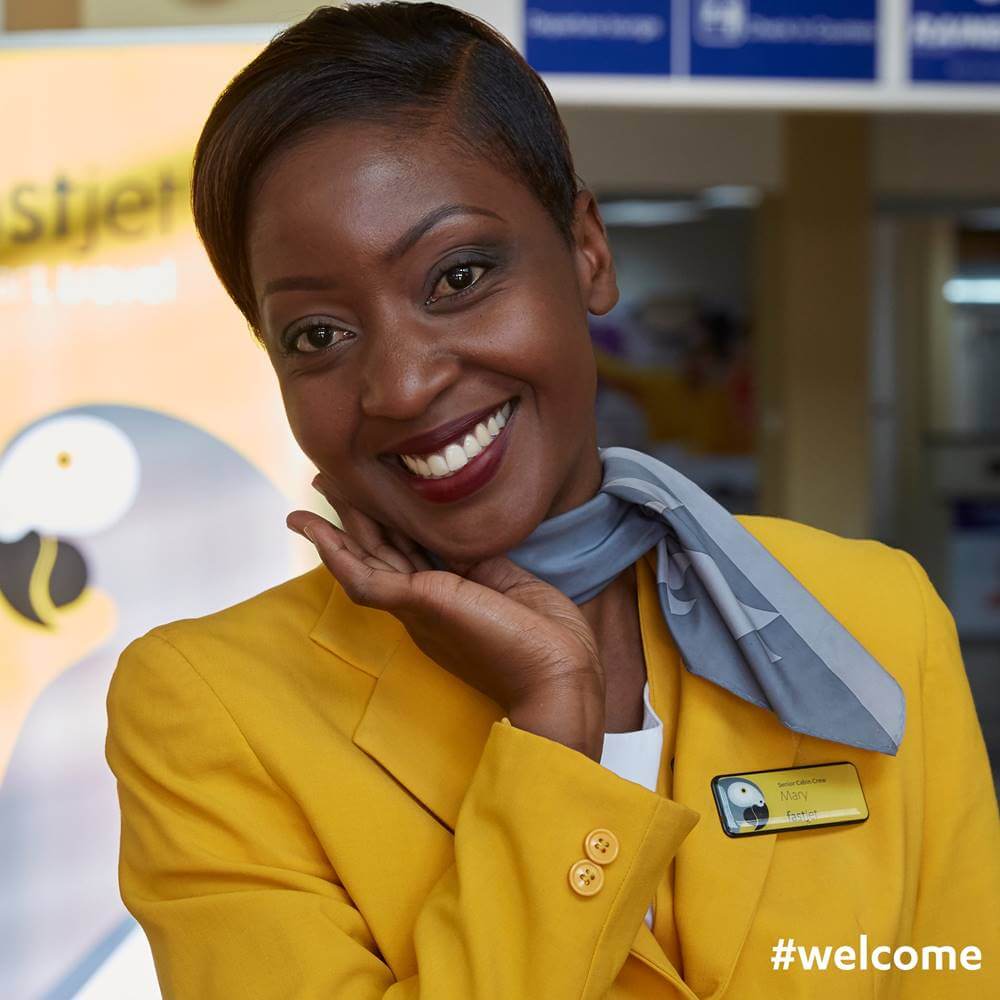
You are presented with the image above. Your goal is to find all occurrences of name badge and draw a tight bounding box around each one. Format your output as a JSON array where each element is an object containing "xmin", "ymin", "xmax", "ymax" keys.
[{"xmin": 711, "ymin": 762, "xmax": 868, "ymax": 837}]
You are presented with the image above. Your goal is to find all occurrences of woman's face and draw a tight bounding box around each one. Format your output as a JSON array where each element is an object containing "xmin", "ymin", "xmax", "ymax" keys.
[{"xmin": 247, "ymin": 121, "xmax": 618, "ymax": 563}]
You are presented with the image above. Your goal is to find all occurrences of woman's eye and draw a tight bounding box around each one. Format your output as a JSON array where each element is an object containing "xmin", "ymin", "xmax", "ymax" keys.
[
  {"xmin": 286, "ymin": 322, "xmax": 353, "ymax": 356},
  {"xmin": 427, "ymin": 262, "xmax": 487, "ymax": 304}
]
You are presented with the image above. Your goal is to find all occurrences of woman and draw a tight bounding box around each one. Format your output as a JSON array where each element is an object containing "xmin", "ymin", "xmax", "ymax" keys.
[{"xmin": 105, "ymin": 4, "xmax": 999, "ymax": 997}]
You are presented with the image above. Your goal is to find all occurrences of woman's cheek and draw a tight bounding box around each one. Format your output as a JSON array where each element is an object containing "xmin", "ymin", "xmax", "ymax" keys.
[
  {"xmin": 282, "ymin": 397, "xmax": 324, "ymax": 459},
  {"xmin": 281, "ymin": 404, "xmax": 348, "ymax": 485}
]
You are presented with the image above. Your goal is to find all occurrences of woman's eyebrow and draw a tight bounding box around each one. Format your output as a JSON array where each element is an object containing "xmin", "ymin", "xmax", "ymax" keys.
[
  {"xmin": 382, "ymin": 203, "xmax": 505, "ymax": 262},
  {"xmin": 260, "ymin": 203, "xmax": 504, "ymax": 303}
]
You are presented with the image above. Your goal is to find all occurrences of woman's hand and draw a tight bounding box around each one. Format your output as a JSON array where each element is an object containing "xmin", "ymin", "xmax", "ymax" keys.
[{"xmin": 287, "ymin": 475, "xmax": 606, "ymax": 760}]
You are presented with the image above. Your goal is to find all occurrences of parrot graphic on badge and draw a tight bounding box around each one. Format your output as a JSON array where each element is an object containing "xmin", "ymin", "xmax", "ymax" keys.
[{"xmin": 717, "ymin": 775, "xmax": 770, "ymax": 832}]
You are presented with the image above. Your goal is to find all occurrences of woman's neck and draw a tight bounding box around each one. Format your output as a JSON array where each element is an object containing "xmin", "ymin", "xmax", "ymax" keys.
[{"xmin": 578, "ymin": 564, "xmax": 647, "ymax": 733}]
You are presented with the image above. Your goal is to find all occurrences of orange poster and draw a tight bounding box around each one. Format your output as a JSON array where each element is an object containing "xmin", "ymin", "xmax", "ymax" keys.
[{"xmin": 0, "ymin": 33, "xmax": 318, "ymax": 997}]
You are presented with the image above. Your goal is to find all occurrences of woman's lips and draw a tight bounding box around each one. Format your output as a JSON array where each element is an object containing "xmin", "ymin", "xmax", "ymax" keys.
[
  {"xmin": 382, "ymin": 399, "xmax": 509, "ymax": 458},
  {"xmin": 391, "ymin": 403, "xmax": 517, "ymax": 505}
]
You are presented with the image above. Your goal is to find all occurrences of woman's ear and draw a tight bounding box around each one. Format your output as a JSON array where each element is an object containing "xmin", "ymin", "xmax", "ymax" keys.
[{"xmin": 570, "ymin": 189, "xmax": 619, "ymax": 317}]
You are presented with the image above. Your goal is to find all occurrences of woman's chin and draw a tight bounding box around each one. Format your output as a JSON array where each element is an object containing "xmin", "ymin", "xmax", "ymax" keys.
[
  {"xmin": 417, "ymin": 519, "xmax": 537, "ymax": 569},
  {"xmin": 423, "ymin": 537, "xmax": 518, "ymax": 569}
]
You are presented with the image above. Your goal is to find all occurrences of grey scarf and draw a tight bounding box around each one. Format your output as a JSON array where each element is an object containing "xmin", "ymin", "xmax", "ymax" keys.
[{"xmin": 503, "ymin": 447, "xmax": 905, "ymax": 755}]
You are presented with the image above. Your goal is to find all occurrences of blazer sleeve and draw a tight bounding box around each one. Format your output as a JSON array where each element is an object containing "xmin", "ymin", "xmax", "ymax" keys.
[
  {"xmin": 896, "ymin": 551, "xmax": 1000, "ymax": 996},
  {"xmin": 106, "ymin": 630, "xmax": 699, "ymax": 1000}
]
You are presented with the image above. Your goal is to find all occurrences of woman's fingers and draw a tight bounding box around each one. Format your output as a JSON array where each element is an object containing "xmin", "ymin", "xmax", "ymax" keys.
[
  {"xmin": 316, "ymin": 485, "xmax": 420, "ymax": 574},
  {"xmin": 288, "ymin": 510, "xmax": 368, "ymax": 561},
  {"xmin": 340, "ymin": 505, "xmax": 417, "ymax": 573},
  {"xmin": 288, "ymin": 511, "xmax": 400, "ymax": 574},
  {"xmin": 384, "ymin": 527, "xmax": 435, "ymax": 571},
  {"xmin": 308, "ymin": 472, "xmax": 443, "ymax": 575},
  {"xmin": 289, "ymin": 514, "xmax": 412, "ymax": 609}
]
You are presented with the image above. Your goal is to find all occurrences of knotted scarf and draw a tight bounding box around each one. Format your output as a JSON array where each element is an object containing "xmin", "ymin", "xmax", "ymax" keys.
[{"xmin": 502, "ymin": 446, "xmax": 905, "ymax": 755}]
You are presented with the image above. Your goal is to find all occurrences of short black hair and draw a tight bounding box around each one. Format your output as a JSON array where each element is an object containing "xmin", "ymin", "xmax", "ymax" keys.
[{"xmin": 191, "ymin": 1, "xmax": 582, "ymax": 337}]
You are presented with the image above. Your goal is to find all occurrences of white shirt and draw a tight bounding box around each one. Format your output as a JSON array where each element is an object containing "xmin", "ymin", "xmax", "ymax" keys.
[{"xmin": 599, "ymin": 680, "xmax": 663, "ymax": 930}]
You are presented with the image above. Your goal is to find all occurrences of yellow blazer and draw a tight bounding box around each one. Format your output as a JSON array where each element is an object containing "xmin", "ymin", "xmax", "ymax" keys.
[{"xmin": 106, "ymin": 515, "xmax": 1000, "ymax": 998}]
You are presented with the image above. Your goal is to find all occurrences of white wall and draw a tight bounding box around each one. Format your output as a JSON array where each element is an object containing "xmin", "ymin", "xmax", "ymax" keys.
[
  {"xmin": 567, "ymin": 108, "xmax": 1000, "ymax": 200},
  {"xmin": 874, "ymin": 114, "xmax": 1000, "ymax": 199},
  {"xmin": 563, "ymin": 107, "xmax": 782, "ymax": 194},
  {"xmin": 606, "ymin": 215, "xmax": 752, "ymax": 316}
]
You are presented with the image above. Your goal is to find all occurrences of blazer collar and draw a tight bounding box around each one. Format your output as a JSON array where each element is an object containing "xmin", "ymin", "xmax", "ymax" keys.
[
  {"xmin": 308, "ymin": 579, "xmax": 504, "ymax": 832},
  {"xmin": 309, "ymin": 555, "xmax": 801, "ymax": 999},
  {"xmin": 643, "ymin": 568, "xmax": 802, "ymax": 998}
]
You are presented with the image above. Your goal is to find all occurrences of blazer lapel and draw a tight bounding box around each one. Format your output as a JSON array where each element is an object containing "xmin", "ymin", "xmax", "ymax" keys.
[
  {"xmin": 309, "ymin": 579, "xmax": 504, "ymax": 832},
  {"xmin": 309, "ymin": 576, "xmax": 704, "ymax": 991},
  {"xmin": 670, "ymin": 663, "xmax": 801, "ymax": 999},
  {"xmin": 633, "ymin": 550, "xmax": 803, "ymax": 998},
  {"xmin": 631, "ymin": 543, "xmax": 805, "ymax": 1000},
  {"xmin": 352, "ymin": 640, "xmax": 505, "ymax": 832}
]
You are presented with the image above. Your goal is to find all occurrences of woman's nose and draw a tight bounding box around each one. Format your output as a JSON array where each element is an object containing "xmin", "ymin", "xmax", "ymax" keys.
[{"xmin": 357, "ymin": 335, "xmax": 461, "ymax": 421}]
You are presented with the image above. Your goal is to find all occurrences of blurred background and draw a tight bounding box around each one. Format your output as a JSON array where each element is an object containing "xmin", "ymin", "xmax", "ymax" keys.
[{"xmin": 1, "ymin": 0, "xmax": 998, "ymax": 996}]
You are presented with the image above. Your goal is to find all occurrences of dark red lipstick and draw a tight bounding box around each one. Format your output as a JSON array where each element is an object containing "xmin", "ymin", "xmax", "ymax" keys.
[
  {"xmin": 382, "ymin": 400, "xmax": 511, "ymax": 459},
  {"xmin": 387, "ymin": 399, "xmax": 518, "ymax": 504}
]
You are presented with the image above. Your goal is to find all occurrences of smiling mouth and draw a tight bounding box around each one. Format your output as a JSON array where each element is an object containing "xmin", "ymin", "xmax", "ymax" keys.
[{"xmin": 389, "ymin": 399, "xmax": 515, "ymax": 480}]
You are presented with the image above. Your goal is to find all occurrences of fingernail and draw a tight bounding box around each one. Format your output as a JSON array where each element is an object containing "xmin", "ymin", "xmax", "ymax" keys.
[
  {"xmin": 311, "ymin": 475, "xmax": 322, "ymax": 492},
  {"xmin": 302, "ymin": 525, "xmax": 315, "ymax": 543}
]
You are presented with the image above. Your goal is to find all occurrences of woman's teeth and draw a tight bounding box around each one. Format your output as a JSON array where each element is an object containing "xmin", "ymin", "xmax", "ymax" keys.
[{"xmin": 400, "ymin": 402, "xmax": 512, "ymax": 479}]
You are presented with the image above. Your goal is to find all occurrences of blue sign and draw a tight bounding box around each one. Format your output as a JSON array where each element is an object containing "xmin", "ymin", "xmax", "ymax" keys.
[
  {"xmin": 911, "ymin": 1, "xmax": 1000, "ymax": 83},
  {"xmin": 524, "ymin": 1, "xmax": 671, "ymax": 75},
  {"xmin": 689, "ymin": 0, "xmax": 877, "ymax": 80}
]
